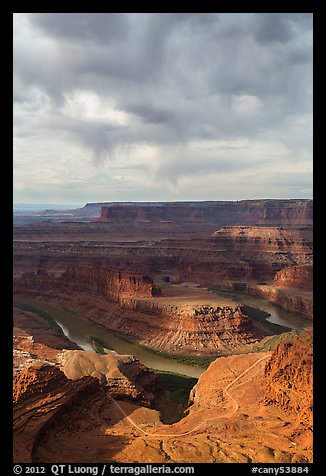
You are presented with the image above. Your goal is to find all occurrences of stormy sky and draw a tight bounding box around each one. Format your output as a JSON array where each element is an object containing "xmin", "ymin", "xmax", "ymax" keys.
[{"xmin": 13, "ymin": 13, "xmax": 313, "ymax": 205}]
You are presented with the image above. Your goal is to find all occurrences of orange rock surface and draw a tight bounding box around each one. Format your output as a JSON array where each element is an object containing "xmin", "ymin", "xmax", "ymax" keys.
[
  {"xmin": 264, "ymin": 331, "xmax": 313, "ymax": 429},
  {"xmin": 13, "ymin": 343, "xmax": 312, "ymax": 463},
  {"xmin": 273, "ymin": 265, "xmax": 313, "ymax": 291}
]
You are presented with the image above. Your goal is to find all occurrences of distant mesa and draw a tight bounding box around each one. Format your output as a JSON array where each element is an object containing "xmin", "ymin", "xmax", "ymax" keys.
[{"xmin": 97, "ymin": 199, "xmax": 313, "ymax": 226}]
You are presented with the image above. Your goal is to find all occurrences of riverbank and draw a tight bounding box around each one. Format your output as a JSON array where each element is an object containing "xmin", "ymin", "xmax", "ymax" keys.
[
  {"xmin": 13, "ymin": 292, "xmax": 309, "ymax": 379},
  {"xmin": 13, "ymin": 297, "xmax": 206, "ymax": 378}
]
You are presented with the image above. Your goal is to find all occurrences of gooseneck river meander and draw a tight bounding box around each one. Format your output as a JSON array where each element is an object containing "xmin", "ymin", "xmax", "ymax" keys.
[{"xmin": 22, "ymin": 290, "xmax": 311, "ymax": 379}]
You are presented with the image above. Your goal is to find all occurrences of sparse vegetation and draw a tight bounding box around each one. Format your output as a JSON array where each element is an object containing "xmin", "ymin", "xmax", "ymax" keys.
[
  {"xmin": 90, "ymin": 335, "xmax": 113, "ymax": 354},
  {"xmin": 251, "ymin": 330, "xmax": 299, "ymax": 352},
  {"xmin": 150, "ymin": 369, "xmax": 198, "ymax": 423},
  {"xmin": 13, "ymin": 299, "xmax": 72, "ymax": 344},
  {"xmin": 220, "ymin": 330, "xmax": 300, "ymax": 357},
  {"xmin": 112, "ymin": 332, "xmax": 218, "ymax": 368}
]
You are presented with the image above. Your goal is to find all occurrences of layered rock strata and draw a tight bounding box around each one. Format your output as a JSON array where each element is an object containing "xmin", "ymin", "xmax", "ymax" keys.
[
  {"xmin": 13, "ymin": 348, "xmax": 313, "ymax": 463},
  {"xmin": 16, "ymin": 266, "xmax": 161, "ymax": 299},
  {"xmin": 13, "ymin": 226, "xmax": 312, "ymax": 296},
  {"xmin": 210, "ymin": 226, "xmax": 313, "ymax": 254}
]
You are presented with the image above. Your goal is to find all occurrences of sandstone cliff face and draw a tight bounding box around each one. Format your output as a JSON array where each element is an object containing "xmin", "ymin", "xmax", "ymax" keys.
[
  {"xmin": 264, "ymin": 331, "xmax": 313, "ymax": 428},
  {"xmin": 186, "ymin": 304, "xmax": 258, "ymax": 350},
  {"xmin": 273, "ymin": 265, "xmax": 313, "ymax": 291},
  {"xmin": 13, "ymin": 364, "xmax": 68, "ymax": 404},
  {"xmin": 17, "ymin": 266, "xmax": 161, "ymax": 299},
  {"xmin": 60, "ymin": 266, "xmax": 162, "ymax": 298},
  {"xmin": 13, "ymin": 355, "xmax": 163, "ymax": 463},
  {"xmin": 13, "ymin": 365, "xmax": 102, "ymax": 462}
]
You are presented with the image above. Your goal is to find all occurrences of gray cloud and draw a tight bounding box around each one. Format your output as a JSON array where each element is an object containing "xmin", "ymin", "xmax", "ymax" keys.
[
  {"xmin": 13, "ymin": 13, "xmax": 313, "ymax": 202},
  {"xmin": 31, "ymin": 13, "xmax": 130, "ymax": 44}
]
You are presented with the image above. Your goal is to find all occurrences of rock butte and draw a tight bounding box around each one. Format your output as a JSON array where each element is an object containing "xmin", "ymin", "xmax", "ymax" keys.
[{"xmin": 13, "ymin": 199, "xmax": 313, "ymax": 463}]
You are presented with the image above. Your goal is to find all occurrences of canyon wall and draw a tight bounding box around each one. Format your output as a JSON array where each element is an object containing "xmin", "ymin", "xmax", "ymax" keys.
[
  {"xmin": 60, "ymin": 266, "xmax": 162, "ymax": 298},
  {"xmin": 13, "ymin": 365, "xmax": 102, "ymax": 462},
  {"xmin": 13, "ymin": 225, "xmax": 313, "ymax": 319}
]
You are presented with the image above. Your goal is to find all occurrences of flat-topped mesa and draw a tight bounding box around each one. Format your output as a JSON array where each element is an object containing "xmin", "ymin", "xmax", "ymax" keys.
[
  {"xmin": 96, "ymin": 199, "xmax": 313, "ymax": 226},
  {"xmin": 131, "ymin": 304, "xmax": 262, "ymax": 355}
]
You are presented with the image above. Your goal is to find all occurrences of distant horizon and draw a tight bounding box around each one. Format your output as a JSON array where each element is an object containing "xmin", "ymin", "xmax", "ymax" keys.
[{"xmin": 13, "ymin": 196, "xmax": 313, "ymax": 211}]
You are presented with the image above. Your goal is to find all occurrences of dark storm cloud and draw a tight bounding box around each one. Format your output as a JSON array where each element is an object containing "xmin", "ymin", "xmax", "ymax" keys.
[
  {"xmin": 254, "ymin": 13, "xmax": 312, "ymax": 44},
  {"xmin": 13, "ymin": 13, "xmax": 313, "ymax": 187},
  {"xmin": 31, "ymin": 13, "xmax": 130, "ymax": 44},
  {"xmin": 128, "ymin": 104, "xmax": 173, "ymax": 124},
  {"xmin": 254, "ymin": 13, "xmax": 297, "ymax": 44}
]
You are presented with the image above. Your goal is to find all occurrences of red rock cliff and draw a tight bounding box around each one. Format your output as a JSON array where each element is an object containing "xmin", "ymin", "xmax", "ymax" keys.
[
  {"xmin": 16, "ymin": 266, "xmax": 162, "ymax": 299},
  {"xmin": 13, "ymin": 365, "xmax": 102, "ymax": 462}
]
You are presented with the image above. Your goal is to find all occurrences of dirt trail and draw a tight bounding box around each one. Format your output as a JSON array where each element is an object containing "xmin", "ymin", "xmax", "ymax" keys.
[{"xmin": 108, "ymin": 354, "xmax": 271, "ymax": 438}]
